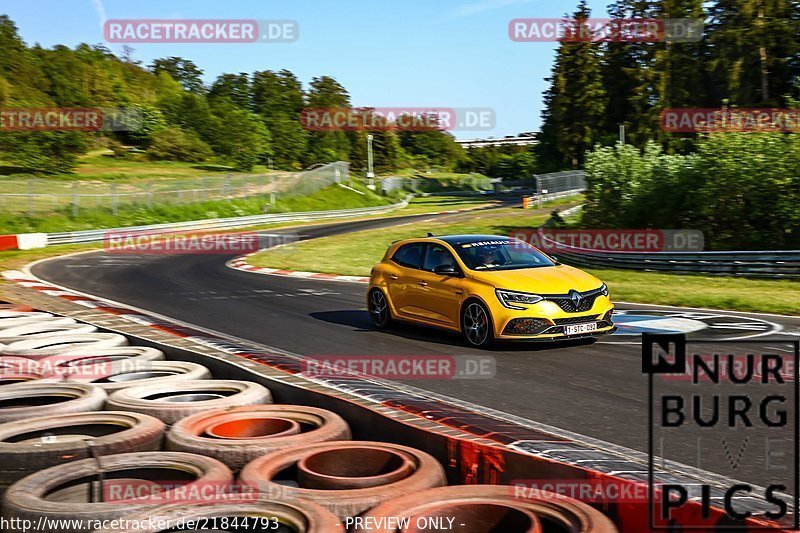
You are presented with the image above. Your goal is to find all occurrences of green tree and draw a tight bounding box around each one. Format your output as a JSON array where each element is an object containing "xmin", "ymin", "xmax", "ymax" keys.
[
  {"xmin": 208, "ymin": 100, "xmax": 271, "ymax": 171},
  {"xmin": 151, "ymin": 57, "xmax": 205, "ymax": 93},
  {"xmin": 148, "ymin": 126, "xmax": 212, "ymax": 162},
  {"xmin": 537, "ymin": 1, "xmax": 607, "ymax": 169},
  {"xmin": 251, "ymin": 69, "xmax": 308, "ymax": 168},
  {"xmin": 159, "ymin": 92, "xmax": 214, "ymax": 143},
  {"xmin": 601, "ymin": 0, "xmax": 661, "ymax": 148},
  {"xmin": 397, "ymin": 126, "xmax": 465, "ymax": 170},
  {"xmin": 707, "ymin": 0, "xmax": 800, "ymax": 106},
  {"xmin": 304, "ymin": 76, "xmax": 351, "ymax": 165},
  {"xmin": 208, "ymin": 73, "xmax": 250, "ymax": 108}
]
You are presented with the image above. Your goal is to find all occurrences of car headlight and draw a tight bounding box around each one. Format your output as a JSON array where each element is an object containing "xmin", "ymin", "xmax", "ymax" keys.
[
  {"xmin": 600, "ymin": 283, "xmax": 608, "ymax": 297},
  {"xmin": 496, "ymin": 289, "xmax": 544, "ymax": 310}
]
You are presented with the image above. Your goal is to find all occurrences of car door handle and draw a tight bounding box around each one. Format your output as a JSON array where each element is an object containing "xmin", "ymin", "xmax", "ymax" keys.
[
  {"xmin": 390, "ymin": 274, "xmax": 399, "ymax": 280},
  {"xmin": 455, "ymin": 289, "xmax": 463, "ymax": 295},
  {"xmin": 417, "ymin": 281, "xmax": 428, "ymax": 287}
]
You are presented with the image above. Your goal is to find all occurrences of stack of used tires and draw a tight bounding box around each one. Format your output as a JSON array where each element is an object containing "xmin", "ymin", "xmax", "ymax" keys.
[{"xmin": 0, "ymin": 306, "xmax": 617, "ymax": 532}]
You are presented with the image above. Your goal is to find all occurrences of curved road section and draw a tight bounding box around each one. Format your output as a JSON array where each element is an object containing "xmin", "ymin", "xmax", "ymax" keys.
[{"xmin": 32, "ymin": 211, "xmax": 800, "ymax": 488}]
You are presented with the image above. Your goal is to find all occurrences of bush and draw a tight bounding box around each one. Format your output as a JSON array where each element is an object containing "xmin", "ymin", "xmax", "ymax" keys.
[
  {"xmin": 147, "ymin": 127, "xmax": 213, "ymax": 162},
  {"xmin": 582, "ymin": 135, "xmax": 800, "ymax": 250},
  {"xmin": 0, "ymin": 130, "xmax": 89, "ymax": 173}
]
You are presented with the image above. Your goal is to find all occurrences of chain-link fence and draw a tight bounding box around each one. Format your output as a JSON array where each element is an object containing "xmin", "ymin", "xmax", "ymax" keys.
[
  {"xmin": 379, "ymin": 173, "xmax": 493, "ymax": 195},
  {"xmin": 0, "ymin": 162, "xmax": 350, "ymax": 216},
  {"xmin": 532, "ymin": 171, "xmax": 585, "ymax": 194}
]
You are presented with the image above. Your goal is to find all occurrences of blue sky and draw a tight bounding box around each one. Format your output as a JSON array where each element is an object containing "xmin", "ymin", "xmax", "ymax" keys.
[{"xmin": 2, "ymin": 0, "xmax": 611, "ymax": 138}]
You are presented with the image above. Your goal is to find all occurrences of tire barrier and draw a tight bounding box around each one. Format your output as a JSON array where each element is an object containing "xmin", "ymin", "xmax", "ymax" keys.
[
  {"xmin": 0, "ymin": 383, "xmax": 107, "ymax": 423},
  {"xmin": 1, "ymin": 333, "xmax": 129, "ymax": 358},
  {"xmin": 166, "ymin": 405, "xmax": 352, "ymax": 470},
  {"xmin": 0, "ymin": 356, "xmax": 49, "ymax": 385},
  {"xmin": 239, "ymin": 441, "xmax": 447, "ymax": 519},
  {"xmin": 105, "ymin": 380, "xmax": 272, "ymax": 425},
  {"xmin": 53, "ymin": 361, "xmax": 212, "ymax": 393},
  {"xmin": 0, "ymin": 323, "xmax": 98, "ymax": 344},
  {"xmin": 0, "ymin": 411, "xmax": 165, "ymax": 495},
  {"xmin": 354, "ymin": 485, "xmax": 618, "ymax": 533},
  {"xmin": 0, "ymin": 315, "xmax": 77, "ymax": 329},
  {"xmin": 0, "ymin": 310, "xmax": 51, "ymax": 319},
  {"xmin": 39, "ymin": 347, "xmax": 166, "ymax": 378},
  {"xmin": 1, "ymin": 452, "xmax": 233, "ymax": 533},
  {"xmin": 91, "ymin": 496, "xmax": 345, "ymax": 533}
]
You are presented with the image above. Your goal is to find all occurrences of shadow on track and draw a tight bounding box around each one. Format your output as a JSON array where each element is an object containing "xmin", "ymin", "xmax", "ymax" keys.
[{"xmin": 309, "ymin": 310, "xmax": 598, "ymax": 352}]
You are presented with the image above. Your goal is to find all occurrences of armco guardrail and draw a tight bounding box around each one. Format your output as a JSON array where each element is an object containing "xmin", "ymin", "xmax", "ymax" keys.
[
  {"xmin": 45, "ymin": 196, "xmax": 410, "ymax": 246},
  {"xmin": 552, "ymin": 247, "xmax": 800, "ymax": 278},
  {"xmin": 539, "ymin": 206, "xmax": 800, "ymax": 278}
]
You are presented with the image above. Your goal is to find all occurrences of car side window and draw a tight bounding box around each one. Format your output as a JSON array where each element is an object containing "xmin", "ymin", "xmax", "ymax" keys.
[
  {"xmin": 422, "ymin": 243, "xmax": 457, "ymax": 272},
  {"xmin": 391, "ymin": 243, "xmax": 425, "ymax": 269}
]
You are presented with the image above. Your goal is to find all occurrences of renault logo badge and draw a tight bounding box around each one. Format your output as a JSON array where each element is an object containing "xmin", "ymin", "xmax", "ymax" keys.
[{"xmin": 569, "ymin": 290, "xmax": 583, "ymax": 307}]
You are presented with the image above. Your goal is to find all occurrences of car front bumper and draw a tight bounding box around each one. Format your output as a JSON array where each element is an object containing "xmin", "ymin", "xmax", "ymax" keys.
[{"xmin": 492, "ymin": 297, "xmax": 616, "ymax": 341}]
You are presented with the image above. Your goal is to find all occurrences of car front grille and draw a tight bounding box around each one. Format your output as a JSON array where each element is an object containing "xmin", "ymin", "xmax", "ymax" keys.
[
  {"xmin": 545, "ymin": 288, "xmax": 602, "ymax": 313},
  {"xmin": 549, "ymin": 294, "xmax": 598, "ymax": 313},
  {"xmin": 553, "ymin": 315, "xmax": 599, "ymax": 325}
]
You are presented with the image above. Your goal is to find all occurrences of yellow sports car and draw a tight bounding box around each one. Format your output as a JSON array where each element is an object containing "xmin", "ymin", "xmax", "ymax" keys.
[{"xmin": 367, "ymin": 235, "xmax": 615, "ymax": 347}]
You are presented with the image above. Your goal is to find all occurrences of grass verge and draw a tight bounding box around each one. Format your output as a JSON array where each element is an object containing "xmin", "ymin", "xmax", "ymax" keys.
[
  {"xmin": 249, "ymin": 206, "xmax": 800, "ymax": 316},
  {"xmin": 249, "ymin": 207, "xmax": 555, "ymax": 276},
  {"xmin": 0, "ymin": 182, "xmax": 403, "ymax": 234}
]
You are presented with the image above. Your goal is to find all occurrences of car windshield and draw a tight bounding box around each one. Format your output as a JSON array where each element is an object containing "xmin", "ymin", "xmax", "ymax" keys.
[{"xmin": 454, "ymin": 240, "xmax": 555, "ymax": 271}]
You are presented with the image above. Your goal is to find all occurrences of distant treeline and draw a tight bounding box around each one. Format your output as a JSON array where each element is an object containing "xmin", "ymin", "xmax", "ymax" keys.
[
  {"xmin": 537, "ymin": 0, "xmax": 800, "ymax": 170},
  {"xmin": 0, "ymin": 15, "xmax": 527, "ymax": 176}
]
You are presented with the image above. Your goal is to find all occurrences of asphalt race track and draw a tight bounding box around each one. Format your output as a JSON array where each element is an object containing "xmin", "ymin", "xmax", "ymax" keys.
[{"xmin": 32, "ymin": 212, "xmax": 800, "ymax": 488}]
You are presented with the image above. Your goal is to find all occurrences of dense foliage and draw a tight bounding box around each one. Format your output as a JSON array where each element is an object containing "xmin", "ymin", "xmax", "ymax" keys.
[
  {"xmin": 583, "ymin": 134, "xmax": 800, "ymax": 249},
  {"xmin": 538, "ymin": 0, "xmax": 800, "ymax": 169},
  {"xmin": 0, "ymin": 16, "xmax": 469, "ymax": 174}
]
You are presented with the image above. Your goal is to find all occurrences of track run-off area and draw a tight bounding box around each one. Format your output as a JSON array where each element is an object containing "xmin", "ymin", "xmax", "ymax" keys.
[{"xmin": 30, "ymin": 210, "xmax": 800, "ymax": 489}]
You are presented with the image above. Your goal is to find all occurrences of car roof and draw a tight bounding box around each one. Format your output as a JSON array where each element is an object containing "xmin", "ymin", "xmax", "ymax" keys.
[{"xmin": 391, "ymin": 235, "xmax": 515, "ymax": 248}]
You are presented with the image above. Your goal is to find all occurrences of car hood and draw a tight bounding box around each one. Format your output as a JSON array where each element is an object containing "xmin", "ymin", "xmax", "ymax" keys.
[{"xmin": 468, "ymin": 264, "xmax": 602, "ymax": 294}]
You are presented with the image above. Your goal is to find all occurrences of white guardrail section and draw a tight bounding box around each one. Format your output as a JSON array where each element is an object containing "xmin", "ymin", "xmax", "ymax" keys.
[{"xmin": 46, "ymin": 196, "xmax": 411, "ymax": 246}]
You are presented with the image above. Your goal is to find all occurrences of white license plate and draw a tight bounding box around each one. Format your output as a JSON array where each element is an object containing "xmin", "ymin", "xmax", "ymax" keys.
[{"xmin": 564, "ymin": 322, "xmax": 598, "ymax": 336}]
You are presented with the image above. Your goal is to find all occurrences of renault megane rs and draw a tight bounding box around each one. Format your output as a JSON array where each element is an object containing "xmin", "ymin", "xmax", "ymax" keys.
[{"xmin": 367, "ymin": 235, "xmax": 615, "ymax": 348}]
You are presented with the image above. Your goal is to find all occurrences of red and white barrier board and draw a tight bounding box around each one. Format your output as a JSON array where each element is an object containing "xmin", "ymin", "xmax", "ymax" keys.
[{"xmin": 0, "ymin": 233, "xmax": 47, "ymax": 251}]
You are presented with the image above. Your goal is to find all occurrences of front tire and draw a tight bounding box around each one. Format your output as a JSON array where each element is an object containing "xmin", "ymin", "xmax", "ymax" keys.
[
  {"xmin": 368, "ymin": 289, "xmax": 392, "ymax": 329},
  {"xmin": 461, "ymin": 301, "xmax": 494, "ymax": 348}
]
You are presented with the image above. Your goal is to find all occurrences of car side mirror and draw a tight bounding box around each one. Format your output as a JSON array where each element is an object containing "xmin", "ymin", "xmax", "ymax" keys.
[{"xmin": 434, "ymin": 264, "xmax": 461, "ymax": 276}]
